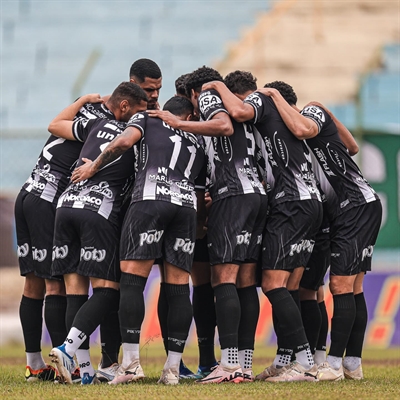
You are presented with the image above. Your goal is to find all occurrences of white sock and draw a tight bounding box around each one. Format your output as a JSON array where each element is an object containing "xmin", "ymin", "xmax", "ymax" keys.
[
  {"xmin": 164, "ymin": 350, "xmax": 182, "ymax": 372},
  {"xmin": 273, "ymin": 352, "xmax": 292, "ymax": 368},
  {"xmin": 221, "ymin": 347, "xmax": 240, "ymax": 368},
  {"xmin": 26, "ymin": 352, "xmax": 46, "ymax": 370},
  {"xmin": 63, "ymin": 327, "xmax": 87, "ymax": 357},
  {"xmin": 76, "ymin": 349, "xmax": 95, "ymax": 377},
  {"xmin": 121, "ymin": 342, "xmax": 140, "ymax": 369},
  {"xmin": 327, "ymin": 355, "xmax": 342, "ymax": 370},
  {"xmin": 295, "ymin": 347, "xmax": 315, "ymax": 370},
  {"xmin": 314, "ymin": 350, "xmax": 327, "ymax": 365},
  {"xmin": 343, "ymin": 356, "xmax": 361, "ymax": 371},
  {"xmin": 238, "ymin": 349, "xmax": 253, "ymax": 371}
]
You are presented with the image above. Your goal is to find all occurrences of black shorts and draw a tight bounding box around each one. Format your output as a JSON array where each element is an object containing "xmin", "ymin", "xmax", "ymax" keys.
[
  {"xmin": 52, "ymin": 207, "xmax": 120, "ymax": 282},
  {"xmin": 207, "ymin": 193, "xmax": 267, "ymax": 265},
  {"xmin": 193, "ymin": 235, "xmax": 209, "ymax": 263},
  {"xmin": 330, "ymin": 200, "xmax": 382, "ymax": 276},
  {"xmin": 14, "ymin": 190, "xmax": 59, "ymax": 280},
  {"xmin": 261, "ymin": 199, "xmax": 323, "ymax": 271},
  {"xmin": 300, "ymin": 219, "xmax": 330, "ymax": 291},
  {"xmin": 120, "ymin": 201, "xmax": 197, "ymax": 273}
]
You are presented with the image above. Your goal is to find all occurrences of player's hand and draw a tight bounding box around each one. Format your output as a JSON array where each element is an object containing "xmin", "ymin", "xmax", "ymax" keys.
[
  {"xmin": 82, "ymin": 93, "xmax": 104, "ymax": 104},
  {"xmin": 147, "ymin": 110, "xmax": 181, "ymax": 129},
  {"xmin": 202, "ymin": 80, "xmax": 221, "ymax": 92},
  {"xmin": 257, "ymin": 87, "xmax": 279, "ymax": 97},
  {"xmin": 71, "ymin": 158, "xmax": 95, "ymax": 183}
]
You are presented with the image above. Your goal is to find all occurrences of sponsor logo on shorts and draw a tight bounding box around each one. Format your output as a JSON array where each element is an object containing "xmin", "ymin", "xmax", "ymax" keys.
[
  {"xmin": 52, "ymin": 245, "xmax": 68, "ymax": 260},
  {"xmin": 361, "ymin": 245, "xmax": 374, "ymax": 261},
  {"xmin": 289, "ymin": 239, "xmax": 315, "ymax": 256},
  {"xmin": 340, "ymin": 199, "xmax": 350, "ymax": 208},
  {"xmin": 237, "ymin": 231, "xmax": 251, "ymax": 245},
  {"xmin": 17, "ymin": 243, "xmax": 29, "ymax": 258},
  {"xmin": 32, "ymin": 247, "xmax": 47, "ymax": 262},
  {"xmin": 173, "ymin": 238, "xmax": 195, "ymax": 254},
  {"xmin": 80, "ymin": 247, "xmax": 106, "ymax": 262},
  {"xmin": 331, "ymin": 252, "xmax": 340, "ymax": 258},
  {"xmin": 139, "ymin": 229, "xmax": 164, "ymax": 246}
]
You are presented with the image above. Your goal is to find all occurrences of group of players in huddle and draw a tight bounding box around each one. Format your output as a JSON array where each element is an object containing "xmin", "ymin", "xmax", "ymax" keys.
[{"xmin": 16, "ymin": 58, "xmax": 382, "ymax": 386}]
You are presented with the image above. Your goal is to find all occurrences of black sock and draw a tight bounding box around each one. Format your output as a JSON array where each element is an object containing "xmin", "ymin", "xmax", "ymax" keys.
[
  {"xmin": 66, "ymin": 294, "xmax": 89, "ymax": 350},
  {"xmin": 193, "ymin": 283, "xmax": 217, "ymax": 367},
  {"xmin": 329, "ymin": 293, "xmax": 356, "ymax": 358},
  {"xmin": 19, "ymin": 296, "xmax": 44, "ymax": 353},
  {"xmin": 237, "ymin": 285, "xmax": 259, "ymax": 351},
  {"xmin": 99, "ymin": 290, "xmax": 121, "ymax": 368},
  {"xmin": 119, "ymin": 273, "xmax": 147, "ymax": 344},
  {"xmin": 73, "ymin": 288, "xmax": 120, "ymax": 340},
  {"xmin": 44, "ymin": 295, "xmax": 67, "ymax": 347},
  {"xmin": 289, "ymin": 289, "xmax": 301, "ymax": 311},
  {"xmin": 317, "ymin": 301, "xmax": 328, "ymax": 352},
  {"xmin": 345, "ymin": 293, "xmax": 368, "ymax": 358},
  {"xmin": 165, "ymin": 283, "xmax": 192, "ymax": 354},
  {"xmin": 157, "ymin": 282, "xmax": 169, "ymax": 354},
  {"xmin": 214, "ymin": 283, "xmax": 240, "ymax": 349},
  {"xmin": 300, "ymin": 300, "xmax": 321, "ymax": 354},
  {"xmin": 265, "ymin": 287, "xmax": 309, "ymax": 352}
]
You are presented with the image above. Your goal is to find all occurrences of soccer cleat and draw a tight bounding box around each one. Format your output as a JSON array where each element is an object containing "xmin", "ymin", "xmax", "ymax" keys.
[
  {"xmin": 179, "ymin": 361, "xmax": 197, "ymax": 379},
  {"xmin": 265, "ymin": 362, "xmax": 319, "ymax": 382},
  {"xmin": 96, "ymin": 363, "xmax": 119, "ymax": 382},
  {"xmin": 71, "ymin": 367, "xmax": 82, "ymax": 384},
  {"xmin": 49, "ymin": 344, "xmax": 75, "ymax": 384},
  {"xmin": 317, "ymin": 361, "xmax": 344, "ymax": 381},
  {"xmin": 192, "ymin": 362, "xmax": 220, "ymax": 379},
  {"xmin": 81, "ymin": 372, "xmax": 100, "ymax": 385},
  {"xmin": 343, "ymin": 364, "xmax": 363, "ymax": 380},
  {"xmin": 196, "ymin": 364, "xmax": 244, "ymax": 384},
  {"xmin": 255, "ymin": 364, "xmax": 283, "ymax": 380},
  {"xmin": 242, "ymin": 369, "xmax": 255, "ymax": 382},
  {"xmin": 108, "ymin": 361, "xmax": 145, "ymax": 385},
  {"xmin": 25, "ymin": 365, "xmax": 58, "ymax": 382},
  {"xmin": 157, "ymin": 368, "xmax": 179, "ymax": 385}
]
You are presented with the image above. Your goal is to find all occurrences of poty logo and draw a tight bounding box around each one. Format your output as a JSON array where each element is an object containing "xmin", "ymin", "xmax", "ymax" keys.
[
  {"xmin": 237, "ymin": 231, "xmax": 251, "ymax": 245},
  {"xmin": 80, "ymin": 248, "xmax": 106, "ymax": 262},
  {"xmin": 17, "ymin": 243, "xmax": 29, "ymax": 258},
  {"xmin": 139, "ymin": 229, "xmax": 164, "ymax": 246},
  {"xmin": 52, "ymin": 245, "xmax": 68, "ymax": 260},
  {"xmin": 32, "ymin": 247, "xmax": 47, "ymax": 262},
  {"xmin": 289, "ymin": 240, "xmax": 315, "ymax": 256},
  {"xmin": 173, "ymin": 238, "xmax": 195, "ymax": 254},
  {"xmin": 361, "ymin": 245, "xmax": 374, "ymax": 261}
]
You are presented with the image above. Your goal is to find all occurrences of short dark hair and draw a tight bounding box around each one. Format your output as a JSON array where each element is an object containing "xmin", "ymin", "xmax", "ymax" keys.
[
  {"xmin": 175, "ymin": 73, "xmax": 191, "ymax": 97},
  {"xmin": 129, "ymin": 58, "xmax": 162, "ymax": 83},
  {"xmin": 263, "ymin": 81, "xmax": 297, "ymax": 106},
  {"xmin": 185, "ymin": 66, "xmax": 223, "ymax": 95},
  {"xmin": 163, "ymin": 96, "xmax": 194, "ymax": 117},
  {"xmin": 109, "ymin": 82, "xmax": 148, "ymax": 107},
  {"xmin": 224, "ymin": 70, "xmax": 257, "ymax": 95}
]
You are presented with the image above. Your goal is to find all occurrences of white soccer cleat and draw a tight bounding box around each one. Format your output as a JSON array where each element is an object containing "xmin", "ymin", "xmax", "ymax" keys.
[
  {"xmin": 108, "ymin": 361, "xmax": 145, "ymax": 385},
  {"xmin": 49, "ymin": 344, "xmax": 75, "ymax": 384},
  {"xmin": 343, "ymin": 364, "xmax": 363, "ymax": 380},
  {"xmin": 157, "ymin": 368, "xmax": 179, "ymax": 385},
  {"xmin": 196, "ymin": 364, "xmax": 244, "ymax": 384},
  {"xmin": 265, "ymin": 362, "xmax": 319, "ymax": 382},
  {"xmin": 96, "ymin": 363, "xmax": 119, "ymax": 382},
  {"xmin": 254, "ymin": 364, "xmax": 283, "ymax": 380},
  {"xmin": 317, "ymin": 361, "xmax": 344, "ymax": 381}
]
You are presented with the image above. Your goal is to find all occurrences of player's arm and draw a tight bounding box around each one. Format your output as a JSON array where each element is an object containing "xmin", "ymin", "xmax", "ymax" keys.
[
  {"xmin": 305, "ymin": 101, "xmax": 359, "ymax": 156},
  {"xmin": 70, "ymin": 125, "xmax": 142, "ymax": 183},
  {"xmin": 147, "ymin": 109, "xmax": 233, "ymax": 137},
  {"xmin": 201, "ymin": 81, "xmax": 255, "ymax": 122},
  {"xmin": 258, "ymin": 87, "xmax": 319, "ymax": 139},
  {"xmin": 48, "ymin": 94, "xmax": 103, "ymax": 140}
]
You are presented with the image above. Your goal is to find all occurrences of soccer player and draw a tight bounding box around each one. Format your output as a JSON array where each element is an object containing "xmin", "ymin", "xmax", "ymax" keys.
[
  {"xmin": 149, "ymin": 66, "xmax": 267, "ymax": 384},
  {"xmin": 15, "ymin": 85, "xmax": 119, "ymax": 383},
  {"xmin": 262, "ymin": 90, "xmax": 382, "ymax": 381},
  {"xmin": 204, "ymin": 74, "xmax": 323, "ymax": 382},
  {"xmin": 47, "ymin": 82, "xmax": 148, "ymax": 385},
  {"xmin": 70, "ymin": 95, "xmax": 207, "ymax": 385}
]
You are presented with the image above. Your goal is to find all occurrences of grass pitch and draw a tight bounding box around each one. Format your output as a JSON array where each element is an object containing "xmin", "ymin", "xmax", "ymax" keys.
[{"xmin": 1, "ymin": 344, "xmax": 399, "ymax": 400}]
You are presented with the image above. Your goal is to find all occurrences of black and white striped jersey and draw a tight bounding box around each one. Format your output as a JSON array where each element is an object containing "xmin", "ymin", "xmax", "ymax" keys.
[
  {"xmin": 301, "ymin": 104, "xmax": 379, "ymax": 219},
  {"xmin": 56, "ymin": 117, "xmax": 134, "ymax": 226},
  {"xmin": 126, "ymin": 112, "xmax": 206, "ymax": 210},
  {"xmin": 244, "ymin": 92, "xmax": 321, "ymax": 207},
  {"xmin": 22, "ymin": 102, "xmax": 114, "ymax": 204},
  {"xmin": 198, "ymin": 89, "xmax": 265, "ymax": 203}
]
